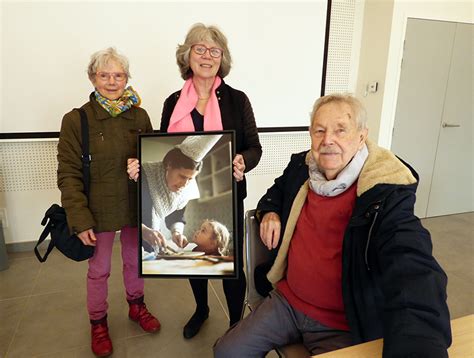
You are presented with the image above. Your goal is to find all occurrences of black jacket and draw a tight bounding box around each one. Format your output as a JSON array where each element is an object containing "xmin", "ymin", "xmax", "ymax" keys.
[
  {"xmin": 256, "ymin": 141, "xmax": 451, "ymax": 358},
  {"xmin": 160, "ymin": 79, "xmax": 262, "ymax": 201}
]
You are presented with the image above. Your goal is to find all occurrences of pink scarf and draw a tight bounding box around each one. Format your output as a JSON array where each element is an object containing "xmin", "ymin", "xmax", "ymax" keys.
[{"xmin": 167, "ymin": 77, "xmax": 223, "ymax": 132}]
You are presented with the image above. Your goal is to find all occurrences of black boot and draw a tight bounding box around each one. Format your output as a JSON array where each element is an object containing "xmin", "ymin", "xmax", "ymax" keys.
[{"xmin": 183, "ymin": 307, "xmax": 210, "ymax": 339}]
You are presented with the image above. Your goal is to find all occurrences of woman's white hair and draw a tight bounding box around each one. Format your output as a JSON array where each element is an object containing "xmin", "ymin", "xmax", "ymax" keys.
[{"xmin": 87, "ymin": 47, "xmax": 130, "ymax": 81}]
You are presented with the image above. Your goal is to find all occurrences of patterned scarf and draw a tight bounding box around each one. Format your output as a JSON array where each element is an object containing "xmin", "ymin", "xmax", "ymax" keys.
[
  {"xmin": 94, "ymin": 86, "xmax": 141, "ymax": 117},
  {"xmin": 308, "ymin": 144, "xmax": 368, "ymax": 197},
  {"xmin": 142, "ymin": 162, "xmax": 200, "ymax": 231}
]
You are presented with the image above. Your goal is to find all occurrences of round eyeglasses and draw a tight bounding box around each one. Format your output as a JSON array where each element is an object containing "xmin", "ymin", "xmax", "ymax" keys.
[
  {"xmin": 191, "ymin": 44, "xmax": 223, "ymax": 58},
  {"xmin": 96, "ymin": 72, "xmax": 127, "ymax": 82}
]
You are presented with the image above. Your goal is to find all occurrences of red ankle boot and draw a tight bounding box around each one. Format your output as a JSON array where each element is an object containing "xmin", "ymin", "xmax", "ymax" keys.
[
  {"xmin": 128, "ymin": 297, "xmax": 161, "ymax": 333},
  {"xmin": 91, "ymin": 317, "xmax": 113, "ymax": 357}
]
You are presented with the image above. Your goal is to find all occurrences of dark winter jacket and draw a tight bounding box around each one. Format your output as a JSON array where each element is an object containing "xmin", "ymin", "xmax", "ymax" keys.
[
  {"xmin": 57, "ymin": 93, "xmax": 153, "ymax": 233},
  {"xmin": 256, "ymin": 140, "xmax": 451, "ymax": 358}
]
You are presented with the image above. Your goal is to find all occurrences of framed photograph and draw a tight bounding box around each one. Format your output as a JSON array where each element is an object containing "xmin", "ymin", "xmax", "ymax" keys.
[{"xmin": 138, "ymin": 131, "xmax": 238, "ymax": 278}]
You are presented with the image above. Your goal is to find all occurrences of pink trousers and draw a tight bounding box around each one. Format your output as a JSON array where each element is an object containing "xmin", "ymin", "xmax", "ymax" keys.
[{"xmin": 87, "ymin": 225, "xmax": 143, "ymax": 320}]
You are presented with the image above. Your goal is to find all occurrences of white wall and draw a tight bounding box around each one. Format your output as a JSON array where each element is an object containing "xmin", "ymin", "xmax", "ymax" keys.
[
  {"xmin": 1, "ymin": 0, "xmax": 363, "ymax": 246},
  {"xmin": 379, "ymin": 0, "xmax": 473, "ymax": 148},
  {"xmin": 355, "ymin": 0, "xmax": 394, "ymax": 142},
  {"xmin": 1, "ymin": 1, "xmax": 327, "ymax": 132}
]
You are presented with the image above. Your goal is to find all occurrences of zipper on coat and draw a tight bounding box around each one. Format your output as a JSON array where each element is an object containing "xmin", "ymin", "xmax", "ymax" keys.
[
  {"xmin": 363, "ymin": 201, "xmax": 382, "ymax": 271},
  {"xmin": 365, "ymin": 211, "xmax": 378, "ymax": 271}
]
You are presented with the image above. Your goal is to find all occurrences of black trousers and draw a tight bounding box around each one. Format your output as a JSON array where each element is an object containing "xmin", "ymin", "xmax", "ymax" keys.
[{"xmin": 188, "ymin": 199, "xmax": 246, "ymax": 325}]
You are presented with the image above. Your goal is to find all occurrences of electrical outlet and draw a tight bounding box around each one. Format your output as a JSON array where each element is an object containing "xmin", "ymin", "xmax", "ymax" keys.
[
  {"xmin": 368, "ymin": 81, "xmax": 378, "ymax": 93},
  {"xmin": 0, "ymin": 208, "xmax": 8, "ymax": 228}
]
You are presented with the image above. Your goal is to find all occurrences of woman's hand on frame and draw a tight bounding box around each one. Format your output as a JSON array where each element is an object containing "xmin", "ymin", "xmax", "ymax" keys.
[
  {"xmin": 233, "ymin": 154, "xmax": 246, "ymax": 182},
  {"xmin": 127, "ymin": 158, "xmax": 140, "ymax": 182}
]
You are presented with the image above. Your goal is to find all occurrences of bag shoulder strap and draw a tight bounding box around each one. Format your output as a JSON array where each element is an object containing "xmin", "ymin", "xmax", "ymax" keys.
[
  {"xmin": 76, "ymin": 108, "xmax": 91, "ymax": 198},
  {"xmin": 35, "ymin": 110, "xmax": 90, "ymax": 263},
  {"xmin": 34, "ymin": 221, "xmax": 55, "ymax": 263},
  {"xmin": 34, "ymin": 206, "xmax": 59, "ymax": 262}
]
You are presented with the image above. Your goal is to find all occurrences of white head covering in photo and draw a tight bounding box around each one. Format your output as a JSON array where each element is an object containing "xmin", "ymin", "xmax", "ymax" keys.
[{"xmin": 175, "ymin": 134, "xmax": 223, "ymax": 162}]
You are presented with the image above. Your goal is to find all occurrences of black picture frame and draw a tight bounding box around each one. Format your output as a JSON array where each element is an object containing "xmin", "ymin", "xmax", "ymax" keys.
[{"xmin": 138, "ymin": 131, "xmax": 238, "ymax": 278}]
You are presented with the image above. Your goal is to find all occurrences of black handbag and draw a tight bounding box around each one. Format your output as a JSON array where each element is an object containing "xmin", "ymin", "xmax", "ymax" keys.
[{"xmin": 34, "ymin": 108, "xmax": 95, "ymax": 262}]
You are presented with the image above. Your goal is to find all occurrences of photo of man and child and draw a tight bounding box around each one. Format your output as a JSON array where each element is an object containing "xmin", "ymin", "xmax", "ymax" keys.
[{"xmin": 139, "ymin": 133, "xmax": 236, "ymax": 277}]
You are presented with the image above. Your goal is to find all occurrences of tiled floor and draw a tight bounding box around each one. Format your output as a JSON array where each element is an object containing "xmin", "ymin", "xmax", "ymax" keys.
[{"xmin": 0, "ymin": 212, "xmax": 472, "ymax": 357}]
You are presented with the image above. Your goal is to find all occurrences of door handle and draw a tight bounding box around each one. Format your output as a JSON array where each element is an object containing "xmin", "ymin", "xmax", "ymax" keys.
[{"xmin": 442, "ymin": 122, "xmax": 461, "ymax": 128}]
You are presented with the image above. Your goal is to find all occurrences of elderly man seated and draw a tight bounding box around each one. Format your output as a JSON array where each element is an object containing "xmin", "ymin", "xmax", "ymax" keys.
[{"xmin": 214, "ymin": 94, "xmax": 451, "ymax": 357}]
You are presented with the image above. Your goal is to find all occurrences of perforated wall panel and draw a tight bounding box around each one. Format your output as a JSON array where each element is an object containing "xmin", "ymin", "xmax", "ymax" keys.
[
  {"xmin": 0, "ymin": 141, "xmax": 58, "ymax": 192},
  {"xmin": 246, "ymin": 132, "xmax": 311, "ymax": 177},
  {"xmin": 325, "ymin": 0, "xmax": 356, "ymax": 94}
]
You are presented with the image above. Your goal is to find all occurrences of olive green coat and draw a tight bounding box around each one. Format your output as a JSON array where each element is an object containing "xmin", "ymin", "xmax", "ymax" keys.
[{"xmin": 57, "ymin": 93, "xmax": 153, "ymax": 234}]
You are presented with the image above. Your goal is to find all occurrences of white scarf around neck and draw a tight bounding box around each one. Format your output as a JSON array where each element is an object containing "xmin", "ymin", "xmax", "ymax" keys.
[{"xmin": 308, "ymin": 144, "xmax": 368, "ymax": 197}]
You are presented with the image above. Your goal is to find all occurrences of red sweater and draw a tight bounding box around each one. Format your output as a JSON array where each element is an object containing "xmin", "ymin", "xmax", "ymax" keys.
[{"xmin": 277, "ymin": 183, "xmax": 357, "ymax": 330}]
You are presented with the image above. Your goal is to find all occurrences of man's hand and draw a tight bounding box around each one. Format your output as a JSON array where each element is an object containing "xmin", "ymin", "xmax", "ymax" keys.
[
  {"xmin": 142, "ymin": 225, "xmax": 165, "ymax": 249},
  {"xmin": 77, "ymin": 229, "xmax": 97, "ymax": 246},
  {"xmin": 127, "ymin": 158, "xmax": 140, "ymax": 182},
  {"xmin": 233, "ymin": 154, "xmax": 246, "ymax": 182},
  {"xmin": 172, "ymin": 232, "xmax": 188, "ymax": 248},
  {"xmin": 259, "ymin": 212, "xmax": 281, "ymax": 250}
]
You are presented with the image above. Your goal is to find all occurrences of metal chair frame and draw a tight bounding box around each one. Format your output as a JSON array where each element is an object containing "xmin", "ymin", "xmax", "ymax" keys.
[{"xmin": 242, "ymin": 209, "xmax": 310, "ymax": 358}]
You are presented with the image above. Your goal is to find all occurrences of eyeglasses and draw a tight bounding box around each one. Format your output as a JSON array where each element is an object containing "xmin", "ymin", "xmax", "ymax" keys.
[
  {"xmin": 191, "ymin": 44, "xmax": 223, "ymax": 58},
  {"xmin": 95, "ymin": 72, "xmax": 127, "ymax": 82}
]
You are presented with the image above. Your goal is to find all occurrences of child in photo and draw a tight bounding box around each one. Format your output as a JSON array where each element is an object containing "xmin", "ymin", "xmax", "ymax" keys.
[{"xmin": 187, "ymin": 219, "xmax": 230, "ymax": 256}]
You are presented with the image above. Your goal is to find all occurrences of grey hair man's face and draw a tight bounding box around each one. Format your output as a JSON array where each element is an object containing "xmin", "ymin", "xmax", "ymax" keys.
[{"xmin": 310, "ymin": 102, "xmax": 368, "ymax": 180}]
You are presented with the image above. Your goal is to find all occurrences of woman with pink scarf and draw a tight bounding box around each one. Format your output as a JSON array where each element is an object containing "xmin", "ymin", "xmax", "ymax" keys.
[{"xmin": 157, "ymin": 23, "xmax": 262, "ymax": 338}]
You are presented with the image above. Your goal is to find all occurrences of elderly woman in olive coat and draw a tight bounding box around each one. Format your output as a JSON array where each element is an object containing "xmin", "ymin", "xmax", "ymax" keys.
[{"xmin": 57, "ymin": 47, "xmax": 160, "ymax": 357}]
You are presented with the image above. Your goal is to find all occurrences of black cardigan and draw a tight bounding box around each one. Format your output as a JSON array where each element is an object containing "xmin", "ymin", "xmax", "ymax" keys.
[{"xmin": 159, "ymin": 79, "xmax": 262, "ymax": 201}]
